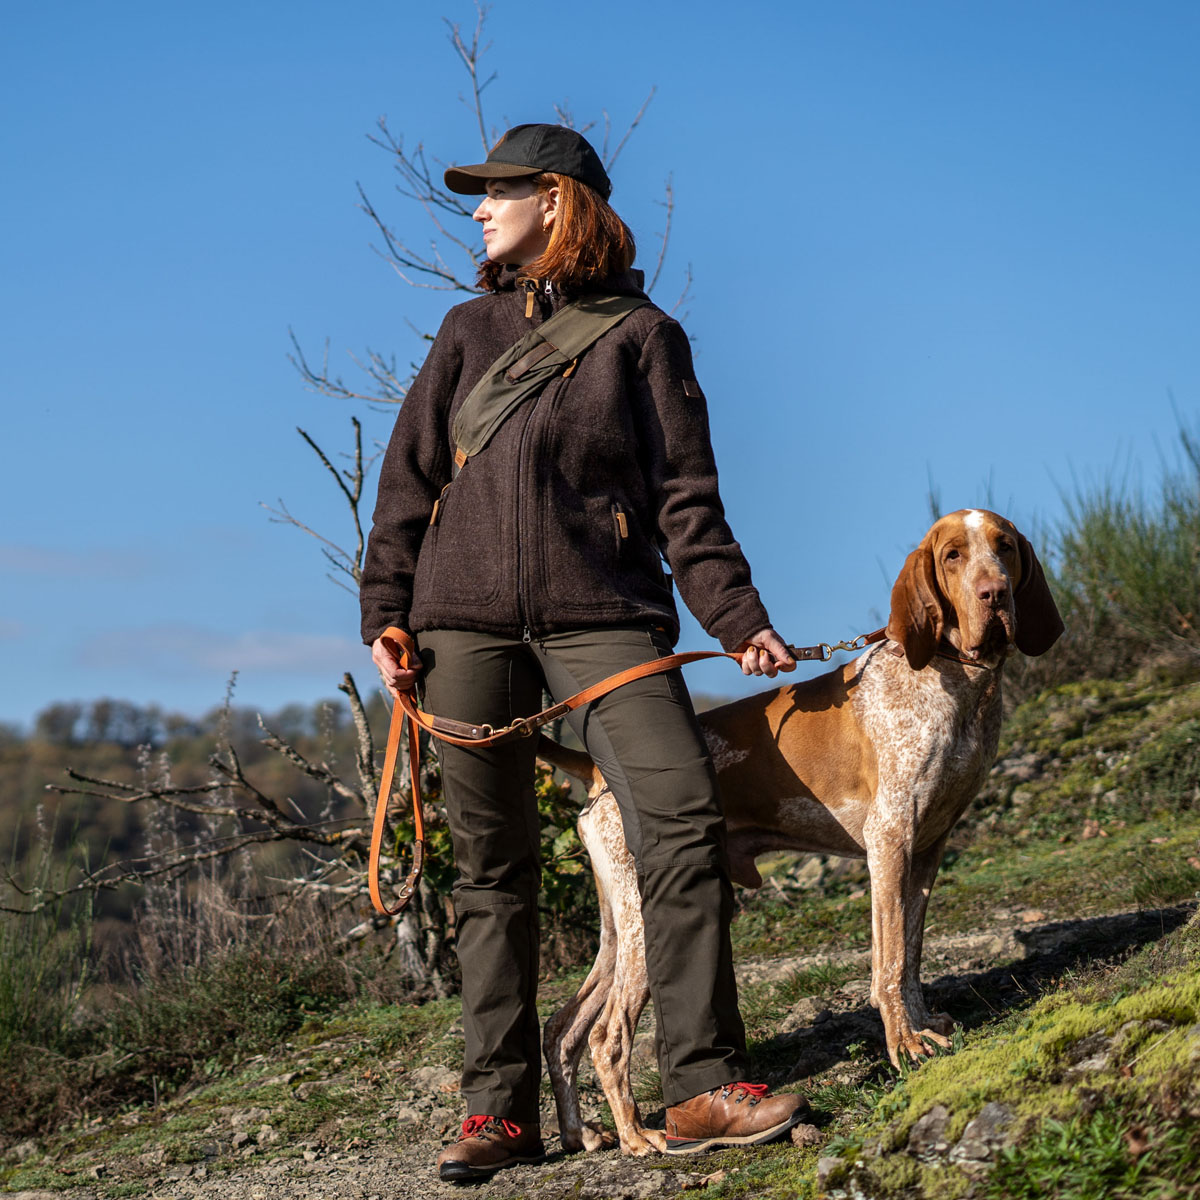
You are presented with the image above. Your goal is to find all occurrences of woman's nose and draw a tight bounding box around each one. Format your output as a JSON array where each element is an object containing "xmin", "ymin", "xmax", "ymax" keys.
[{"xmin": 473, "ymin": 198, "xmax": 488, "ymax": 222}]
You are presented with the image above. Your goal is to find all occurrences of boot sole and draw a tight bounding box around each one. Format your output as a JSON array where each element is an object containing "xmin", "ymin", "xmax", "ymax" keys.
[
  {"xmin": 661, "ymin": 1109, "xmax": 806, "ymax": 1156},
  {"xmin": 438, "ymin": 1150, "xmax": 546, "ymax": 1182}
]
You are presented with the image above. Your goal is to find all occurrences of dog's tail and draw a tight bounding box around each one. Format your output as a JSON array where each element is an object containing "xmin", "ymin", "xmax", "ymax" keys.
[{"xmin": 537, "ymin": 735, "xmax": 605, "ymax": 790}]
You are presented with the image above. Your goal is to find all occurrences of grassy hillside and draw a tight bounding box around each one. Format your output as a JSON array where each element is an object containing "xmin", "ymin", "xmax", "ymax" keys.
[
  {"xmin": 3, "ymin": 421, "xmax": 1197, "ymax": 1195},
  {"xmin": 2, "ymin": 665, "xmax": 1197, "ymax": 1199}
]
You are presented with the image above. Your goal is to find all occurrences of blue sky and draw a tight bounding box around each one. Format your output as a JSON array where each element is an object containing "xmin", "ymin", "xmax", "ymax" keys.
[{"xmin": 3, "ymin": 1, "xmax": 1198, "ymax": 727}]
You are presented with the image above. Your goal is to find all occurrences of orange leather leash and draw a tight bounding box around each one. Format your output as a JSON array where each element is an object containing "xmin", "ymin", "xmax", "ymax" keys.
[
  {"xmin": 367, "ymin": 658, "xmax": 425, "ymax": 916},
  {"xmin": 367, "ymin": 625, "xmax": 886, "ymax": 915}
]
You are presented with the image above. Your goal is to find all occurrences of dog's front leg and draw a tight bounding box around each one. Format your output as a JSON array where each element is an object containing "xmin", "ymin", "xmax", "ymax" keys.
[
  {"xmin": 864, "ymin": 815, "xmax": 953, "ymax": 1066},
  {"xmin": 901, "ymin": 834, "xmax": 955, "ymax": 1043}
]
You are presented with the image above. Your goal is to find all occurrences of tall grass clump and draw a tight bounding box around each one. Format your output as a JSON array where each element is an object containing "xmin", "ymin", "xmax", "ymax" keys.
[
  {"xmin": 0, "ymin": 813, "xmax": 92, "ymax": 1063},
  {"xmin": 1011, "ymin": 414, "xmax": 1200, "ymax": 698},
  {"xmin": 0, "ymin": 787, "xmax": 402, "ymax": 1140}
]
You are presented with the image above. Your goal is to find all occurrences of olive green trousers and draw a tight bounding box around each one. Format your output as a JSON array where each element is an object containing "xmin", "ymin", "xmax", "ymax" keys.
[{"xmin": 417, "ymin": 626, "xmax": 748, "ymax": 1120}]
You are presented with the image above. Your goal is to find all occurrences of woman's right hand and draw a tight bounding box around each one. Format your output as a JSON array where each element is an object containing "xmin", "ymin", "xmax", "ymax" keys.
[{"xmin": 372, "ymin": 632, "xmax": 423, "ymax": 699}]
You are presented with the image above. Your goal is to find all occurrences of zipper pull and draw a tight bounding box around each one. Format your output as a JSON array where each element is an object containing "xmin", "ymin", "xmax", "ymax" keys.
[
  {"xmin": 544, "ymin": 278, "xmax": 552, "ymax": 295},
  {"xmin": 523, "ymin": 627, "xmax": 532, "ymax": 643},
  {"xmin": 524, "ymin": 281, "xmax": 535, "ymax": 320}
]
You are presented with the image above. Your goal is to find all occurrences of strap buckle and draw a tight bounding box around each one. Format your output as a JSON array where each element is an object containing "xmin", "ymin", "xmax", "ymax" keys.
[{"xmin": 489, "ymin": 716, "xmax": 537, "ymax": 739}]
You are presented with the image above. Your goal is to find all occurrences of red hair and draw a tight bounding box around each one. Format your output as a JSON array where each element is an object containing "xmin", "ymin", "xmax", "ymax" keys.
[{"xmin": 477, "ymin": 172, "xmax": 636, "ymax": 293}]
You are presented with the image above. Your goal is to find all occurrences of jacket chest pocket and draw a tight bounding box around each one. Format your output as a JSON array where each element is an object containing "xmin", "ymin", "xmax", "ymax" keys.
[{"xmin": 429, "ymin": 481, "xmax": 453, "ymax": 526}]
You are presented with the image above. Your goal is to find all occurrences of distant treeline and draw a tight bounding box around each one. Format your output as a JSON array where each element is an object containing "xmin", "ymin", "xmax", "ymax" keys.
[
  {"xmin": 6, "ymin": 693, "xmax": 384, "ymax": 751},
  {"xmin": 1, "ymin": 692, "xmax": 392, "ymax": 922}
]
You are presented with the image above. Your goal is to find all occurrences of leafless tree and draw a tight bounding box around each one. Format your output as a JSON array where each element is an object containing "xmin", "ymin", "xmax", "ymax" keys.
[
  {"xmin": 280, "ymin": 4, "xmax": 689, "ymax": 590},
  {"xmin": 19, "ymin": 4, "xmax": 681, "ymax": 987}
]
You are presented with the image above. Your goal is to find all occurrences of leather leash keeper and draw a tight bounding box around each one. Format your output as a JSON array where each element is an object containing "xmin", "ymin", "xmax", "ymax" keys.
[{"xmin": 367, "ymin": 624, "xmax": 886, "ymax": 915}]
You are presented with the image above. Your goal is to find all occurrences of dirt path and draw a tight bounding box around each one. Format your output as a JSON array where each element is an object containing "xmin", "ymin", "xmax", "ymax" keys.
[{"xmin": 9, "ymin": 905, "xmax": 1190, "ymax": 1200}]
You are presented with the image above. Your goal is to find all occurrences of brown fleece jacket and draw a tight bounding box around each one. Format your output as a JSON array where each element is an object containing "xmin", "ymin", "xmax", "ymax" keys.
[{"xmin": 360, "ymin": 270, "xmax": 771, "ymax": 652}]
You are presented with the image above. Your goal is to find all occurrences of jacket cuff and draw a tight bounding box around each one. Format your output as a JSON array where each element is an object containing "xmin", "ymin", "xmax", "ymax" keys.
[
  {"xmin": 705, "ymin": 590, "xmax": 772, "ymax": 653},
  {"xmin": 361, "ymin": 611, "xmax": 410, "ymax": 648}
]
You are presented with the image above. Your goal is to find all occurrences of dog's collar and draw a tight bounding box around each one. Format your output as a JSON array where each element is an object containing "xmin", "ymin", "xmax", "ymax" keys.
[{"xmin": 935, "ymin": 639, "xmax": 1005, "ymax": 670}]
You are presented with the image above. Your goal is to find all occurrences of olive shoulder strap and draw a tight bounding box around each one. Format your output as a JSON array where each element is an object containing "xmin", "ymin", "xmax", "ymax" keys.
[{"xmin": 449, "ymin": 292, "xmax": 648, "ymax": 472}]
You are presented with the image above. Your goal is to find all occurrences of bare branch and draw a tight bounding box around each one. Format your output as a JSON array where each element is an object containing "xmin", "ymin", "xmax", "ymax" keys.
[
  {"xmin": 339, "ymin": 672, "xmax": 378, "ymax": 804},
  {"xmin": 299, "ymin": 421, "xmax": 366, "ymax": 583},
  {"xmin": 647, "ymin": 173, "xmax": 675, "ymax": 296},
  {"xmin": 669, "ymin": 263, "xmax": 694, "ymax": 319},
  {"xmin": 445, "ymin": 3, "xmax": 496, "ymax": 152},
  {"xmin": 287, "ymin": 328, "xmax": 408, "ymax": 406},
  {"xmin": 261, "ymin": 497, "xmax": 357, "ymax": 579},
  {"xmin": 1, "ymin": 830, "xmax": 310, "ymax": 911},
  {"xmin": 261, "ymin": 419, "xmax": 372, "ymax": 589},
  {"xmin": 357, "ymin": 181, "xmax": 479, "ymax": 293},
  {"xmin": 604, "ymin": 88, "xmax": 656, "ymax": 172},
  {"xmin": 256, "ymin": 714, "xmax": 364, "ymax": 810}
]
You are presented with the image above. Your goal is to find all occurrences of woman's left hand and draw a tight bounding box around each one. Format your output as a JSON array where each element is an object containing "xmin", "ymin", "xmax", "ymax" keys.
[{"xmin": 739, "ymin": 628, "xmax": 797, "ymax": 677}]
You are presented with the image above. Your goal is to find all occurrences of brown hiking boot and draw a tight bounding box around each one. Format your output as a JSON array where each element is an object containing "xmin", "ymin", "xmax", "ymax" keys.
[
  {"xmin": 663, "ymin": 1082, "xmax": 809, "ymax": 1155},
  {"xmin": 436, "ymin": 1115, "xmax": 545, "ymax": 1182}
]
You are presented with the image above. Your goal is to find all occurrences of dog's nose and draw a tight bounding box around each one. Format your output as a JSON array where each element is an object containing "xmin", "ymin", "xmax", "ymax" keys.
[{"xmin": 976, "ymin": 577, "xmax": 1009, "ymax": 607}]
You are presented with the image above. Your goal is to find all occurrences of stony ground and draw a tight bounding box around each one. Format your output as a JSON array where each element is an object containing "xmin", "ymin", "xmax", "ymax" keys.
[{"xmin": 8, "ymin": 903, "xmax": 1188, "ymax": 1200}]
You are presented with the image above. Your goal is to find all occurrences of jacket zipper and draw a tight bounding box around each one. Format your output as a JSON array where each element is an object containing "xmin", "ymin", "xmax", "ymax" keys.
[
  {"xmin": 514, "ymin": 400, "xmax": 537, "ymax": 640},
  {"xmin": 515, "ymin": 370, "xmax": 572, "ymax": 641},
  {"xmin": 515, "ymin": 280, "xmax": 562, "ymax": 640}
]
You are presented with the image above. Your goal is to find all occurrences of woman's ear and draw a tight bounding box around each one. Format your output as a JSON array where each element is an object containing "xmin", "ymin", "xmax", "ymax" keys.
[
  {"xmin": 541, "ymin": 185, "xmax": 560, "ymax": 232},
  {"xmin": 886, "ymin": 539, "xmax": 944, "ymax": 670}
]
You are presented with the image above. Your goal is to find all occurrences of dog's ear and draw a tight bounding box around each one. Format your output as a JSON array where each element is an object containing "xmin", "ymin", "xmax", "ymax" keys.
[
  {"xmin": 887, "ymin": 540, "xmax": 944, "ymax": 670},
  {"xmin": 1013, "ymin": 532, "xmax": 1065, "ymax": 656}
]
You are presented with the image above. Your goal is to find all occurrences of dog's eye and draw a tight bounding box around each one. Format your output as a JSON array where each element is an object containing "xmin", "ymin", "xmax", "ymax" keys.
[
  {"xmin": 996, "ymin": 539, "xmax": 1014, "ymax": 555},
  {"xmin": 945, "ymin": 549, "xmax": 960, "ymax": 561}
]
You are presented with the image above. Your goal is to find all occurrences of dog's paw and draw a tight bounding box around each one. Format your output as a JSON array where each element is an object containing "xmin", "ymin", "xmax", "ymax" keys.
[
  {"xmin": 619, "ymin": 1127, "xmax": 668, "ymax": 1156},
  {"xmin": 925, "ymin": 1010, "xmax": 955, "ymax": 1037},
  {"xmin": 557, "ymin": 1124, "xmax": 586, "ymax": 1154},
  {"xmin": 886, "ymin": 1027, "xmax": 949, "ymax": 1066},
  {"xmin": 580, "ymin": 1121, "xmax": 618, "ymax": 1152},
  {"xmin": 892, "ymin": 1025, "xmax": 954, "ymax": 1065}
]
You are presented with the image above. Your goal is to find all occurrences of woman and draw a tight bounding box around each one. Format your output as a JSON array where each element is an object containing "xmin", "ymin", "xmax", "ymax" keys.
[{"xmin": 362, "ymin": 124, "xmax": 806, "ymax": 1182}]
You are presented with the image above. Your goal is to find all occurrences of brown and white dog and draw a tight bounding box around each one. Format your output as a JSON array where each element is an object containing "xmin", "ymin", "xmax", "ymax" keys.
[{"xmin": 539, "ymin": 509, "xmax": 1063, "ymax": 1155}]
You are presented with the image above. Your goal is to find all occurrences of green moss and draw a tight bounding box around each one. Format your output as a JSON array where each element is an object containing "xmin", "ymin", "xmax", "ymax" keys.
[
  {"xmin": 821, "ymin": 916, "xmax": 1200, "ymax": 1200},
  {"xmin": 686, "ymin": 1146, "xmax": 819, "ymax": 1200},
  {"xmin": 866, "ymin": 1152, "xmax": 921, "ymax": 1191},
  {"xmin": 919, "ymin": 1163, "xmax": 972, "ymax": 1200}
]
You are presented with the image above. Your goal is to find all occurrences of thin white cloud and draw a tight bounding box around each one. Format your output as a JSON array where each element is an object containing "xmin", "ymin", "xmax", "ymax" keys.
[
  {"xmin": 1, "ymin": 544, "xmax": 152, "ymax": 578},
  {"xmin": 79, "ymin": 626, "xmax": 364, "ymax": 676}
]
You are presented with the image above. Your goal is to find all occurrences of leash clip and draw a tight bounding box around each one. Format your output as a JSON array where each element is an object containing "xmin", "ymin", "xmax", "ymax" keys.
[{"xmin": 819, "ymin": 634, "xmax": 872, "ymax": 660}]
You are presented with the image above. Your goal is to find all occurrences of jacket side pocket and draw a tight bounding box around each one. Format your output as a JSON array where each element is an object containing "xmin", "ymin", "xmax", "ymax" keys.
[{"xmin": 612, "ymin": 503, "xmax": 629, "ymax": 554}]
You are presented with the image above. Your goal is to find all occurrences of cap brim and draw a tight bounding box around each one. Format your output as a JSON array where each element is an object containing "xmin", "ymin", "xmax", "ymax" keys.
[{"xmin": 443, "ymin": 161, "xmax": 540, "ymax": 195}]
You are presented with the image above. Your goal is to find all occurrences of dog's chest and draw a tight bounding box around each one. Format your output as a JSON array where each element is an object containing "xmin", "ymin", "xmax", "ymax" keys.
[{"xmin": 854, "ymin": 650, "xmax": 1002, "ymax": 827}]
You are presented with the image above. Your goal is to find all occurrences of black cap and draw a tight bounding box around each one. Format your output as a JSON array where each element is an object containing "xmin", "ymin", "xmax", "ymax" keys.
[{"xmin": 444, "ymin": 124, "xmax": 612, "ymax": 200}]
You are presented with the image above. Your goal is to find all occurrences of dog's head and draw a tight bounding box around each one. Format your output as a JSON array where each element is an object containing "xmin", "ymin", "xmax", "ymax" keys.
[{"xmin": 886, "ymin": 509, "xmax": 1064, "ymax": 670}]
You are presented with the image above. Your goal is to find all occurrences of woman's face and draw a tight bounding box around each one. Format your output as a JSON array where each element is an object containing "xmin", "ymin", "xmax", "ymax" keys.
[{"xmin": 473, "ymin": 178, "xmax": 558, "ymax": 265}]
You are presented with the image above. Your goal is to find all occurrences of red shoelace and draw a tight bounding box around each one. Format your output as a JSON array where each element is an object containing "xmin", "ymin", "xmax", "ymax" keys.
[
  {"xmin": 460, "ymin": 1114, "xmax": 524, "ymax": 1140},
  {"xmin": 724, "ymin": 1081, "xmax": 770, "ymax": 1101}
]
